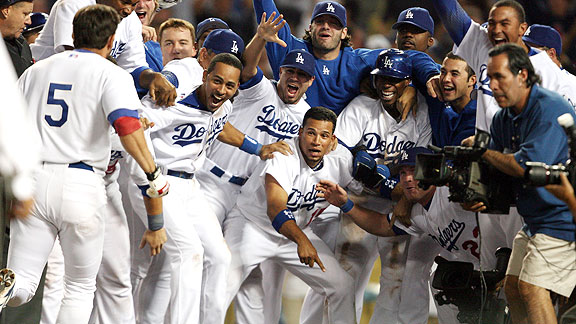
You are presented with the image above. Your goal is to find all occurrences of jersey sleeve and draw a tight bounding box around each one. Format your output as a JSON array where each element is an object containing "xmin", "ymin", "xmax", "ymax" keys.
[
  {"xmin": 431, "ymin": 0, "xmax": 472, "ymax": 46},
  {"xmin": 53, "ymin": 1, "xmax": 82, "ymax": 53},
  {"xmin": 101, "ymin": 65, "xmax": 143, "ymax": 126},
  {"xmin": 116, "ymin": 13, "xmax": 149, "ymax": 74},
  {"xmin": 139, "ymin": 97, "xmax": 171, "ymax": 131},
  {"xmin": 453, "ymin": 21, "xmax": 491, "ymax": 75},
  {"xmin": 388, "ymin": 213, "xmax": 423, "ymax": 236},
  {"xmin": 405, "ymin": 50, "xmax": 440, "ymax": 88},
  {"xmin": 415, "ymin": 98, "xmax": 433, "ymax": 147},
  {"xmin": 532, "ymin": 52, "xmax": 576, "ymax": 110},
  {"xmin": 262, "ymin": 150, "xmax": 297, "ymax": 194},
  {"xmin": 237, "ymin": 68, "xmax": 270, "ymax": 103},
  {"xmin": 335, "ymin": 95, "xmax": 370, "ymax": 148}
]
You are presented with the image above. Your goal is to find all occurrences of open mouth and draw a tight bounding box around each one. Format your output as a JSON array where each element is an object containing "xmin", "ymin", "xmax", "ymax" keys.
[
  {"xmin": 136, "ymin": 10, "xmax": 147, "ymax": 21},
  {"xmin": 401, "ymin": 40, "xmax": 415, "ymax": 49},
  {"xmin": 209, "ymin": 93, "xmax": 225, "ymax": 107},
  {"xmin": 492, "ymin": 36, "xmax": 506, "ymax": 45},
  {"xmin": 442, "ymin": 85, "xmax": 455, "ymax": 96},
  {"xmin": 287, "ymin": 84, "xmax": 299, "ymax": 96},
  {"xmin": 380, "ymin": 90, "xmax": 395, "ymax": 101}
]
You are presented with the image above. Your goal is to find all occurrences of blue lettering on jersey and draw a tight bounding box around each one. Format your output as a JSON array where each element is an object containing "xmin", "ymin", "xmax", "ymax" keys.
[
  {"xmin": 429, "ymin": 219, "xmax": 466, "ymax": 252},
  {"xmin": 478, "ymin": 64, "xmax": 493, "ymax": 97},
  {"xmin": 286, "ymin": 184, "xmax": 326, "ymax": 212},
  {"xmin": 172, "ymin": 123, "xmax": 206, "ymax": 146},
  {"xmin": 255, "ymin": 105, "xmax": 300, "ymax": 140},
  {"xmin": 362, "ymin": 133, "xmax": 415, "ymax": 159},
  {"xmin": 206, "ymin": 114, "xmax": 228, "ymax": 146},
  {"xmin": 110, "ymin": 41, "xmax": 127, "ymax": 59}
]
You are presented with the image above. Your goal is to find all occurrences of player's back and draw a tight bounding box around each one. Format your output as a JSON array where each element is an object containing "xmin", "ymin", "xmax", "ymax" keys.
[{"xmin": 18, "ymin": 50, "xmax": 140, "ymax": 172}]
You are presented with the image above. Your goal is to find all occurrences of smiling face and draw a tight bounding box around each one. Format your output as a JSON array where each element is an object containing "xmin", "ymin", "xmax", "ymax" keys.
[
  {"xmin": 135, "ymin": 0, "xmax": 156, "ymax": 26},
  {"xmin": 487, "ymin": 6, "xmax": 527, "ymax": 47},
  {"xmin": 0, "ymin": 1, "xmax": 33, "ymax": 39},
  {"xmin": 277, "ymin": 67, "xmax": 315, "ymax": 105},
  {"xmin": 309, "ymin": 15, "xmax": 347, "ymax": 55},
  {"xmin": 374, "ymin": 75, "xmax": 410, "ymax": 107},
  {"xmin": 298, "ymin": 118, "xmax": 336, "ymax": 168},
  {"xmin": 198, "ymin": 62, "xmax": 240, "ymax": 112},
  {"xmin": 395, "ymin": 24, "xmax": 433, "ymax": 52},
  {"xmin": 440, "ymin": 57, "xmax": 476, "ymax": 105}
]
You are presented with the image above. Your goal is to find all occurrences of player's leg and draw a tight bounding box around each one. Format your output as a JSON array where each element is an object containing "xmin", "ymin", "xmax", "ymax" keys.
[
  {"xmin": 278, "ymin": 229, "xmax": 355, "ymax": 324},
  {"xmin": 53, "ymin": 167, "xmax": 108, "ymax": 324},
  {"xmin": 397, "ymin": 236, "xmax": 442, "ymax": 324},
  {"xmin": 89, "ymin": 181, "xmax": 135, "ymax": 324},
  {"xmin": 368, "ymin": 235, "xmax": 409, "ymax": 323},
  {"xmin": 196, "ymin": 169, "xmax": 240, "ymax": 225},
  {"xmin": 137, "ymin": 250, "xmax": 171, "ymax": 324},
  {"xmin": 40, "ymin": 240, "xmax": 64, "ymax": 324},
  {"xmin": 504, "ymin": 230, "xmax": 530, "ymax": 323}
]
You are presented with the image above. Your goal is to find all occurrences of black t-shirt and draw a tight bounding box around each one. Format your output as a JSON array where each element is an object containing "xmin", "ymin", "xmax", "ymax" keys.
[{"xmin": 4, "ymin": 36, "xmax": 33, "ymax": 77}]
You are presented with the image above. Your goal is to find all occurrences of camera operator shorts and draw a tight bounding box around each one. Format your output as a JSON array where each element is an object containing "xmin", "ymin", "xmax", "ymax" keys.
[{"xmin": 506, "ymin": 230, "xmax": 576, "ymax": 297}]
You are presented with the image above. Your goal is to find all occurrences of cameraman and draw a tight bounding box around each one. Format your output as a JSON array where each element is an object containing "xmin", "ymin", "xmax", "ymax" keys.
[
  {"xmin": 479, "ymin": 43, "xmax": 576, "ymax": 324},
  {"xmin": 317, "ymin": 146, "xmax": 491, "ymax": 323}
]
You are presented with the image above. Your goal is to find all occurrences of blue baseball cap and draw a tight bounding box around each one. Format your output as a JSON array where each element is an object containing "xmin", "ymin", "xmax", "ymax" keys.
[
  {"xmin": 280, "ymin": 49, "xmax": 315, "ymax": 77},
  {"xmin": 195, "ymin": 17, "xmax": 229, "ymax": 42},
  {"xmin": 203, "ymin": 29, "xmax": 245, "ymax": 59},
  {"xmin": 391, "ymin": 147, "xmax": 433, "ymax": 174},
  {"xmin": 392, "ymin": 7, "xmax": 435, "ymax": 36},
  {"xmin": 23, "ymin": 12, "xmax": 48, "ymax": 34},
  {"xmin": 371, "ymin": 49, "xmax": 412, "ymax": 80},
  {"xmin": 311, "ymin": 1, "xmax": 347, "ymax": 27},
  {"xmin": 523, "ymin": 24, "xmax": 562, "ymax": 56}
]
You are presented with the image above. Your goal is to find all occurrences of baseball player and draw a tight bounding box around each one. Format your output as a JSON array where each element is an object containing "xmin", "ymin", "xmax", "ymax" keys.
[
  {"xmin": 316, "ymin": 48, "xmax": 431, "ymax": 324},
  {"xmin": 224, "ymin": 106, "xmax": 362, "ymax": 324},
  {"xmin": 194, "ymin": 13, "xmax": 314, "ymax": 324},
  {"xmin": 316, "ymin": 146, "xmax": 491, "ymax": 323},
  {"xmin": 30, "ymin": 0, "xmax": 177, "ymax": 107},
  {"xmin": 0, "ymin": 5, "xmax": 168, "ymax": 324},
  {"xmin": 194, "ymin": 17, "xmax": 229, "ymax": 52},
  {"xmin": 23, "ymin": 12, "xmax": 49, "ymax": 44},
  {"xmin": 159, "ymin": 18, "xmax": 197, "ymax": 67},
  {"xmin": 139, "ymin": 53, "xmax": 291, "ymax": 324}
]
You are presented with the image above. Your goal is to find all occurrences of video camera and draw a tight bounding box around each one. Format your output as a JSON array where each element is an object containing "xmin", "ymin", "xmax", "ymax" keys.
[
  {"xmin": 413, "ymin": 130, "xmax": 515, "ymax": 214},
  {"xmin": 525, "ymin": 113, "xmax": 576, "ymax": 187},
  {"xmin": 432, "ymin": 247, "xmax": 512, "ymax": 324}
]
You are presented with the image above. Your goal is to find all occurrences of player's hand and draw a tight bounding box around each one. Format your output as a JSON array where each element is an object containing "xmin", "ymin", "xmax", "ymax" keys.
[
  {"xmin": 426, "ymin": 74, "xmax": 444, "ymax": 102},
  {"xmin": 545, "ymin": 173, "xmax": 575, "ymax": 204},
  {"xmin": 149, "ymin": 73, "xmax": 177, "ymax": 107},
  {"xmin": 259, "ymin": 140, "xmax": 292, "ymax": 160},
  {"xmin": 461, "ymin": 201, "xmax": 487, "ymax": 212},
  {"xmin": 139, "ymin": 228, "xmax": 167, "ymax": 256},
  {"xmin": 257, "ymin": 12, "xmax": 287, "ymax": 47},
  {"xmin": 297, "ymin": 238, "xmax": 326, "ymax": 272},
  {"xmin": 316, "ymin": 180, "xmax": 348, "ymax": 208},
  {"xmin": 8, "ymin": 198, "xmax": 33, "ymax": 219},
  {"xmin": 146, "ymin": 166, "xmax": 170, "ymax": 198},
  {"xmin": 398, "ymin": 86, "xmax": 417, "ymax": 121},
  {"xmin": 391, "ymin": 195, "xmax": 413, "ymax": 227},
  {"xmin": 142, "ymin": 25, "xmax": 158, "ymax": 43},
  {"xmin": 140, "ymin": 116, "xmax": 155, "ymax": 130},
  {"xmin": 461, "ymin": 135, "xmax": 475, "ymax": 147}
]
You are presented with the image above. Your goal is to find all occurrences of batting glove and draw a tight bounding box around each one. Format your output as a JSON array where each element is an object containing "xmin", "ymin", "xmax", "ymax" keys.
[{"xmin": 146, "ymin": 166, "xmax": 170, "ymax": 198}]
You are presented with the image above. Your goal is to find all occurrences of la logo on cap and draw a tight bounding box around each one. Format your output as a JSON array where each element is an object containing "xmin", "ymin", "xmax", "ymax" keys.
[
  {"xmin": 383, "ymin": 56, "xmax": 393, "ymax": 69},
  {"xmin": 326, "ymin": 3, "xmax": 335, "ymax": 13},
  {"xmin": 401, "ymin": 151, "xmax": 409, "ymax": 161},
  {"xmin": 296, "ymin": 53, "xmax": 304, "ymax": 64},
  {"xmin": 231, "ymin": 40, "xmax": 238, "ymax": 54},
  {"xmin": 405, "ymin": 10, "xmax": 414, "ymax": 19},
  {"xmin": 209, "ymin": 18, "xmax": 215, "ymax": 22},
  {"xmin": 525, "ymin": 26, "xmax": 531, "ymax": 36}
]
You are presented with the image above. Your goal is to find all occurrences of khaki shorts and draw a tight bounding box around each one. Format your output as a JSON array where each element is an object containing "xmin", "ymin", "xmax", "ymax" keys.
[{"xmin": 506, "ymin": 230, "xmax": 576, "ymax": 297}]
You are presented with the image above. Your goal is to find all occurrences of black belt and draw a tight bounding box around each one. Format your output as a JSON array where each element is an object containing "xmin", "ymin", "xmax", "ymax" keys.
[
  {"xmin": 167, "ymin": 169, "xmax": 194, "ymax": 179},
  {"xmin": 68, "ymin": 162, "xmax": 94, "ymax": 172},
  {"xmin": 210, "ymin": 166, "xmax": 247, "ymax": 186}
]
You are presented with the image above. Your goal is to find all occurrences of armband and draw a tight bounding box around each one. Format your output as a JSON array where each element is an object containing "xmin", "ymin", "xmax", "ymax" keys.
[
  {"xmin": 272, "ymin": 209, "xmax": 295, "ymax": 232},
  {"xmin": 147, "ymin": 213, "xmax": 164, "ymax": 231},
  {"xmin": 340, "ymin": 198, "xmax": 354, "ymax": 213},
  {"xmin": 114, "ymin": 116, "xmax": 142, "ymax": 136},
  {"xmin": 240, "ymin": 135, "xmax": 263, "ymax": 155}
]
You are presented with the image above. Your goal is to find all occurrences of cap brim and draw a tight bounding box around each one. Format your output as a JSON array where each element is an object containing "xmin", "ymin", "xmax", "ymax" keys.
[
  {"xmin": 312, "ymin": 13, "xmax": 345, "ymax": 27},
  {"xmin": 390, "ymin": 162, "xmax": 415, "ymax": 176},
  {"xmin": 392, "ymin": 21, "xmax": 431, "ymax": 35},
  {"xmin": 280, "ymin": 64, "xmax": 314, "ymax": 78}
]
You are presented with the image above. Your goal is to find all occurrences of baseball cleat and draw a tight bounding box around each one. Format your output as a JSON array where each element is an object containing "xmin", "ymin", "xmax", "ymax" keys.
[{"xmin": 0, "ymin": 268, "xmax": 16, "ymax": 309}]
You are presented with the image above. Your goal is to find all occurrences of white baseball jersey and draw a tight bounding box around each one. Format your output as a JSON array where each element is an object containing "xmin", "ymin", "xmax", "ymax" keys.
[
  {"xmin": 335, "ymin": 93, "xmax": 432, "ymax": 212},
  {"xmin": 161, "ymin": 57, "xmax": 205, "ymax": 101},
  {"xmin": 237, "ymin": 137, "xmax": 361, "ymax": 238},
  {"xmin": 454, "ymin": 21, "xmax": 576, "ymax": 131},
  {"xmin": 205, "ymin": 72, "xmax": 310, "ymax": 178},
  {"xmin": 31, "ymin": 0, "xmax": 148, "ymax": 73},
  {"xmin": 140, "ymin": 89, "xmax": 233, "ymax": 174},
  {"xmin": 393, "ymin": 187, "xmax": 481, "ymax": 267},
  {"xmin": 17, "ymin": 50, "xmax": 142, "ymax": 173}
]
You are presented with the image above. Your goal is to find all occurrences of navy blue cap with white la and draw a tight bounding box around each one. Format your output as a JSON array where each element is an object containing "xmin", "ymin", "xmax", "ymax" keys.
[
  {"xmin": 371, "ymin": 48, "xmax": 412, "ymax": 80},
  {"xmin": 280, "ymin": 49, "xmax": 315, "ymax": 77},
  {"xmin": 24, "ymin": 12, "xmax": 48, "ymax": 34},
  {"xmin": 202, "ymin": 29, "xmax": 245, "ymax": 59},
  {"xmin": 390, "ymin": 147, "xmax": 433, "ymax": 175},
  {"xmin": 195, "ymin": 17, "xmax": 229, "ymax": 42},
  {"xmin": 310, "ymin": 1, "xmax": 347, "ymax": 27},
  {"xmin": 523, "ymin": 24, "xmax": 562, "ymax": 56},
  {"xmin": 392, "ymin": 7, "xmax": 435, "ymax": 36}
]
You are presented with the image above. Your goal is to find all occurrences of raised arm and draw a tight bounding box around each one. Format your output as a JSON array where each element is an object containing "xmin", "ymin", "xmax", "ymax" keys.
[
  {"xmin": 315, "ymin": 180, "xmax": 397, "ymax": 236},
  {"xmin": 265, "ymin": 174, "xmax": 326, "ymax": 271},
  {"xmin": 431, "ymin": 0, "xmax": 472, "ymax": 46},
  {"xmin": 242, "ymin": 12, "xmax": 287, "ymax": 83}
]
